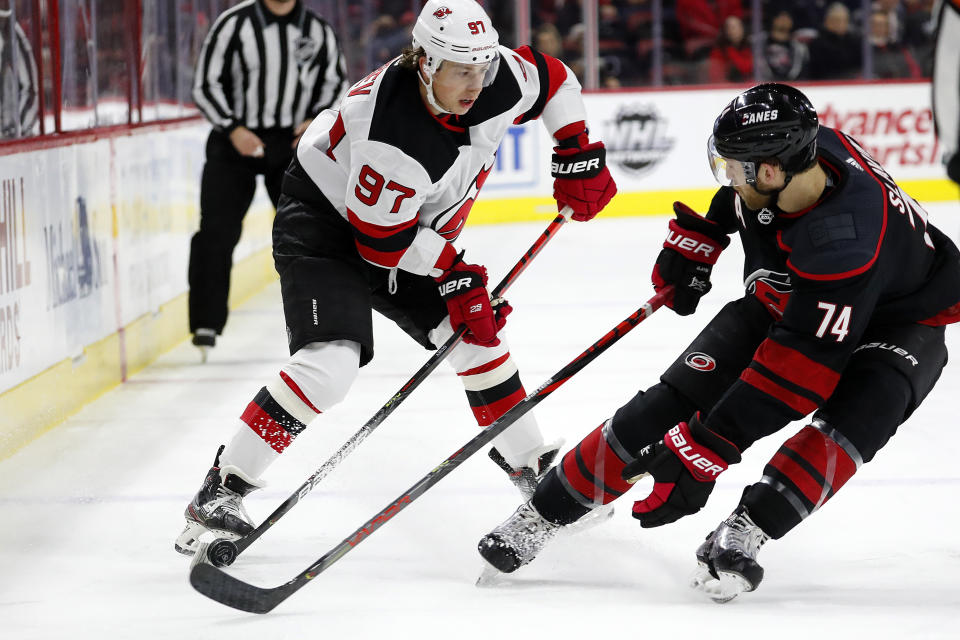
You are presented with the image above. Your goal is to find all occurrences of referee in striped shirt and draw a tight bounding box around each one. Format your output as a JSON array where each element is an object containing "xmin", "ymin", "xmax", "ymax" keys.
[{"xmin": 189, "ymin": 0, "xmax": 346, "ymax": 355}]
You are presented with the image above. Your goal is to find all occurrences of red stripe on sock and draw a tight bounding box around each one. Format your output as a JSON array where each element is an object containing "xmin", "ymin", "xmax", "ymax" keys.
[
  {"xmin": 769, "ymin": 450, "xmax": 825, "ymax": 506},
  {"xmin": 560, "ymin": 450, "xmax": 613, "ymax": 502},
  {"xmin": 240, "ymin": 402, "xmax": 293, "ymax": 453},
  {"xmin": 457, "ymin": 353, "xmax": 511, "ymax": 377},
  {"xmin": 470, "ymin": 387, "xmax": 526, "ymax": 426},
  {"xmin": 782, "ymin": 426, "xmax": 858, "ymax": 497},
  {"xmin": 576, "ymin": 424, "xmax": 632, "ymax": 498},
  {"xmin": 279, "ymin": 371, "xmax": 322, "ymax": 415}
]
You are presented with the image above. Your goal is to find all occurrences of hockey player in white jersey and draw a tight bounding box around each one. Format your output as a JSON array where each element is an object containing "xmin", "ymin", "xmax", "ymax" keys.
[{"xmin": 175, "ymin": 0, "xmax": 617, "ymax": 556}]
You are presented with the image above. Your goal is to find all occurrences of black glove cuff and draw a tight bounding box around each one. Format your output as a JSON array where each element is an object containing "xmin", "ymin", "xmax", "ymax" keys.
[
  {"xmin": 551, "ymin": 146, "xmax": 605, "ymax": 179},
  {"xmin": 673, "ymin": 204, "xmax": 731, "ymax": 248},
  {"xmin": 689, "ymin": 414, "xmax": 741, "ymax": 464}
]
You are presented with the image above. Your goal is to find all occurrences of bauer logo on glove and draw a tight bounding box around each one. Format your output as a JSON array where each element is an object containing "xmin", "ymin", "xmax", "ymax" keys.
[{"xmin": 551, "ymin": 152, "xmax": 603, "ymax": 178}]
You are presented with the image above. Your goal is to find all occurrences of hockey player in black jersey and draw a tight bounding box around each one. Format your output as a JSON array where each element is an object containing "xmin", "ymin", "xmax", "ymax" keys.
[
  {"xmin": 176, "ymin": 0, "xmax": 617, "ymax": 556},
  {"xmin": 478, "ymin": 83, "xmax": 960, "ymax": 601}
]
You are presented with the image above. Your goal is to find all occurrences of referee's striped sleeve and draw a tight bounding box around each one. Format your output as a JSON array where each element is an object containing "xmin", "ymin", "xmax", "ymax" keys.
[
  {"xmin": 192, "ymin": 10, "xmax": 242, "ymax": 130},
  {"xmin": 933, "ymin": 0, "xmax": 960, "ymax": 155},
  {"xmin": 310, "ymin": 21, "xmax": 347, "ymax": 114}
]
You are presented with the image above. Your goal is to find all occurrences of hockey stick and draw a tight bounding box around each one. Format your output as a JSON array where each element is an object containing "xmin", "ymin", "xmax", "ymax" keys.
[
  {"xmin": 197, "ymin": 208, "xmax": 574, "ymax": 567},
  {"xmin": 190, "ymin": 287, "xmax": 671, "ymax": 613}
]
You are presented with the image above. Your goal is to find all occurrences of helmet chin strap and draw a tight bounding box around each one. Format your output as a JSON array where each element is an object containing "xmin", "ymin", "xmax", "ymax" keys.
[{"xmin": 417, "ymin": 67, "xmax": 450, "ymax": 114}]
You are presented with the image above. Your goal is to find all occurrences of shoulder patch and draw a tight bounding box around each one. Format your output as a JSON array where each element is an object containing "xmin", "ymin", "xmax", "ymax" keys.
[{"xmin": 807, "ymin": 213, "xmax": 857, "ymax": 247}]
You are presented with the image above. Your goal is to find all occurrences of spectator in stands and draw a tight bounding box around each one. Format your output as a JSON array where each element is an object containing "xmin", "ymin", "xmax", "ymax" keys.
[
  {"xmin": 367, "ymin": 14, "xmax": 413, "ymax": 66},
  {"xmin": 902, "ymin": 0, "xmax": 936, "ymax": 74},
  {"xmin": 765, "ymin": 0, "xmax": 832, "ymax": 32},
  {"xmin": 757, "ymin": 10, "xmax": 809, "ymax": 81},
  {"xmin": 707, "ymin": 15, "xmax": 753, "ymax": 82},
  {"xmin": 870, "ymin": 9, "xmax": 921, "ymax": 78},
  {"xmin": 599, "ymin": 1, "xmax": 632, "ymax": 81},
  {"xmin": 807, "ymin": 2, "xmax": 863, "ymax": 79},
  {"xmin": 0, "ymin": 9, "xmax": 38, "ymax": 139},
  {"xmin": 534, "ymin": 23, "xmax": 564, "ymax": 60},
  {"xmin": 675, "ymin": 0, "xmax": 744, "ymax": 59},
  {"xmin": 873, "ymin": 0, "xmax": 907, "ymax": 43}
]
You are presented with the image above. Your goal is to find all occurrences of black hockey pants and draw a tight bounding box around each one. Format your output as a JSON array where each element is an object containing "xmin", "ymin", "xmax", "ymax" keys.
[{"xmin": 188, "ymin": 128, "xmax": 293, "ymax": 334}]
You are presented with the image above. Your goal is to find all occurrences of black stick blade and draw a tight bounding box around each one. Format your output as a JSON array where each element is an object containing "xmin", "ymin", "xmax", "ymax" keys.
[{"xmin": 190, "ymin": 563, "xmax": 285, "ymax": 614}]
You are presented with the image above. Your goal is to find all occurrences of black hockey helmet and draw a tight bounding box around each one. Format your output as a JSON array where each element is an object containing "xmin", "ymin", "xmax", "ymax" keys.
[{"xmin": 708, "ymin": 83, "xmax": 819, "ymax": 186}]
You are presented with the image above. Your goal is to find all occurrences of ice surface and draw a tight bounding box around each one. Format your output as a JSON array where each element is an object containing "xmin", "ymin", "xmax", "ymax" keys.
[{"xmin": 1, "ymin": 208, "xmax": 958, "ymax": 639}]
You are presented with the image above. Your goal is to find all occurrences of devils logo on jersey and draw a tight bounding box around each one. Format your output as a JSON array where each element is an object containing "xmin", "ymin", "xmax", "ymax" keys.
[{"xmin": 434, "ymin": 164, "xmax": 494, "ymax": 240}]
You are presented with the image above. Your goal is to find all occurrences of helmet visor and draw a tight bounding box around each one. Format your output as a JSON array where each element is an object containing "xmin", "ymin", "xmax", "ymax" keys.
[
  {"xmin": 481, "ymin": 53, "xmax": 500, "ymax": 87},
  {"xmin": 707, "ymin": 135, "xmax": 756, "ymax": 187}
]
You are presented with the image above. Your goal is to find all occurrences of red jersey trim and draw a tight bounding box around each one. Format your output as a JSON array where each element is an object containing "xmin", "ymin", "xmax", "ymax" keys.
[
  {"xmin": 785, "ymin": 132, "xmax": 888, "ymax": 282},
  {"xmin": 513, "ymin": 45, "xmax": 568, "ymax": 103},
  {"xmin": 741, "ymin": 368, "xmax": 819, "ymax": 416},
  {"xmin": 347, "ymin": 209, "xmax": 419, "ymax": 239},
  {"xmin": 753, "ymin": 339, "xmax": 841, "ymax": 401}
]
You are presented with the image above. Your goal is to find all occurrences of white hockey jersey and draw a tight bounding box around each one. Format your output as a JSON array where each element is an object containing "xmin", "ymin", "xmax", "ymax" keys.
[{"xmin": 292, "ymin": 45, "xmax": 587, "ymax": 277}]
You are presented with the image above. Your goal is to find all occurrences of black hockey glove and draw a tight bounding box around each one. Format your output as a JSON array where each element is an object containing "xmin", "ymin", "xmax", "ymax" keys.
[
  {"xmin": 652, "ymin": 202, "xmax": 730, "ymax": 316},
  {"xmin": 628, "ymin": 413, "xmax": 741, "ymax": 528}
]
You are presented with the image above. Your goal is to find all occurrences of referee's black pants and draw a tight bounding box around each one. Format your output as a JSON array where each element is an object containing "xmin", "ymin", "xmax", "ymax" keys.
[{"xmin": 188, "ymin": 128, "xmax": 293, "ymax": 334}]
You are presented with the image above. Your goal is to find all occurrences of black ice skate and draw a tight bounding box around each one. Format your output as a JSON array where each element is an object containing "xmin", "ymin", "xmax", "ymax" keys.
[
  {"xmin": 488, "ymin": 441, "xmax": 561, "ymax": 501},
  {"xmin": 478, "ymin": 501, "xmax": 562, "ymax": 573},
  {"xmin": 690, "ymin": 506, "xmax": 770, "ymax": 603},
  {"xmin": 174, "ymin": 445, "xmax": 263, "ymax": 556},
  {"xmin": 192, "ymin": 328, "xmax": 217, "ymax": 362}
]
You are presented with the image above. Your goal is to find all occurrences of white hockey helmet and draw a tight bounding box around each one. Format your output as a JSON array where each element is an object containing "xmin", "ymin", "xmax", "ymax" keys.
[{"xmin": 411, "ymin": 0, "xmax": 501, "ymax": 88}]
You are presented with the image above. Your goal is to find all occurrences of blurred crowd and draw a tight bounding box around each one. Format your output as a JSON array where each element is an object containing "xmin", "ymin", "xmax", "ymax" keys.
[
  {"xmin": 357, "ymin": 0, "xmax": 936, "ymax": 88},
  {"xmin": 0, "ymin": 0, "xmax": 941, "ymax": 142}
]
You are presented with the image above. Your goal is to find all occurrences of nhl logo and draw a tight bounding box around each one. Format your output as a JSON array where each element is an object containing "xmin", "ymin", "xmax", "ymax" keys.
[
  {"xmin": 294, "ymin": 36, "xmax": 319, "ymax": 66},
  {"xmin": 757, "ymin": 208, "xmax": 775, "ymax": 224},
  {"xmin": 603, "ymin": 104, "xmax": 674, "ymax": 176},
  {"xmin": 434, "ymin": 7, "xmax": 452, "ymax": 19}
]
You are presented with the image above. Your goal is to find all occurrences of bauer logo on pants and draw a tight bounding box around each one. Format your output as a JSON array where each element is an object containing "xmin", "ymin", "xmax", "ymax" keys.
[{"xmin": 685, "ymin": 352, "xmax": 717, "ymax": 372}]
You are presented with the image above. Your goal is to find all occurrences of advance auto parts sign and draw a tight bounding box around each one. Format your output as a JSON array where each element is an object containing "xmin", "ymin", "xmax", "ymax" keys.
[{"xmin": 603, "ymin": 103, "xmax": 675, "ymax": 176}]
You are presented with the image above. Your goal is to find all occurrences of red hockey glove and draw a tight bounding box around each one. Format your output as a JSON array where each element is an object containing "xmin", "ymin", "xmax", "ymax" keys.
[
  {"xmin": 552, "ymin": 131, "xmax": 617, "ymax": 221},
  {"xmin": 436, "ymin": 256, "xmax": 510, "ymax": 347},
  {"xmin": 627, "ymin": 413, "xmax": 741, "ymax": 528},
  {"xmin": 652, "ymin": 201, "xmax": 730, "ymax": 316}
]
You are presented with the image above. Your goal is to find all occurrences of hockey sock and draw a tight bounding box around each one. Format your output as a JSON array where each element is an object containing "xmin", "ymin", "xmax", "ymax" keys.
[
  {"xmin": 534, "ymin": 419, "xmax": 634, "ymax": 525},
  {"xmin": 447, "ymin": 340, "xmax": 546, "ymax": 469},
  {"xmin": 220, "ymin": 340, "xmax": 360, "ymax": 478},
  {"xmin": 741, "ymin": 421, "xmax": 862, "ymax": 539}
]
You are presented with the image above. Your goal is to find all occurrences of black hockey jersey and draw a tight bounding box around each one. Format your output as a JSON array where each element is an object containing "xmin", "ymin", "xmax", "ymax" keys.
[{"xmin": 703, "ymin": 126, "xmax": 960, "ymax": 449}]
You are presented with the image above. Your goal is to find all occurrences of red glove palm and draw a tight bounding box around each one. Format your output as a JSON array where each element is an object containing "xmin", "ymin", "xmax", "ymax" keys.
[
  {"xmin": 552, "ymin": 135, "xmax": 617, "ymax": 221},
  {"xmin": 436, "ymin": 259, "xmax": 511, "ymax": 346}
]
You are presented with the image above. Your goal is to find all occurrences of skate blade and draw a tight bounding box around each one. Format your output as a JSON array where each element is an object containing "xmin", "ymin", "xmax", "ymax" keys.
[
  {"xmin": 197, "ymin": 345, "xmax": 210, "ymax": 363},
  {"xmin": 690, "ymin": 564, "xmax": 751, "ymax": 603},
  {"xmin": 476, "ymin": 561, "xmax": 509, "ymax": 588},
  {"xmin": 174, "ymin": 521, "xmax": 206, "ymax": 556},
  {"xmin": 189, "ymin": 541, "xmax": 212, "ymax": 571},
  {"xmin": 565, "ymin": 503, "xmax": 614, "ymax": 535}
]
